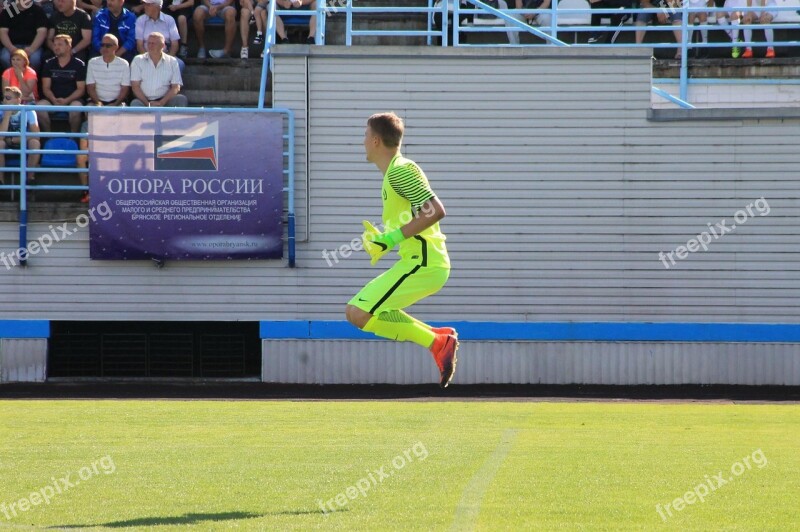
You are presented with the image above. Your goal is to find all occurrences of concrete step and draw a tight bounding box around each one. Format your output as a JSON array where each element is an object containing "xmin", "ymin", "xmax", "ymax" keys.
[{"xmin": 181, "ymin": 58, "xmax": 269, "ymax": 107}]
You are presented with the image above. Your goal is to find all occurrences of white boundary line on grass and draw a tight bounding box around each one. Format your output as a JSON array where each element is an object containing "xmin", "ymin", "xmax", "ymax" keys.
[{"xmin": 449, "ymin": 429, "xmax": 518, "ymax": 531}]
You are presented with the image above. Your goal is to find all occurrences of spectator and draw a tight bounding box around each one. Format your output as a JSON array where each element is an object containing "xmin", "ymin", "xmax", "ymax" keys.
[
  {"xmin": 93, "ymin": 0, "xmax": 138, "ymax": 62},
  {"xmin": 253, "ymin": 0, "xmax": 267, "ymax": 48},
  {"xmin": 193, "ymin": 0, "xmax": 237, "ymax": 58},
  {"xmin": 130, "ymin": 31, "xmax": 187, "ymax": 106},
  {"xmin": 164, "ymin": 0, "xmax": 195, "ymax": 59},
  {"xmin": 267, "ymin": 0, "xmax": 317, "ymax": 45},
  {"xmin": 685, "ymin": 0, "xmax": 712, "ymax": 57},
  {"xmin": 744, "ymin": 0, "xmax": 777, "ymax": 58},
  {"xmin": 48, "ymin": 0, "xmax": 93, "ymax": 63},
  {"xmin": 433, "ymin": 0, "xmax": 473, "ymax": 45},
  {"xmin": 0, "ymin": 0, "xmax": 49, "ymax": 71},
  {"xmin": 0, "ymin": 86, "xmax": 41, "ymax": 186},
  {"xmin": 35, "ymin": 0, "xmax": 56, "ymax": 18},
  {"xmin": 2, "ymin": 50, "xmax": 39, "ymax": 104},
  {"xmin": 36, "ymin": 34, "xmax": 86, "ymax": 132},
  {"xmin": 715, "ymin": 0, "xmax": 747, "ymax": 58},
  {"xmin": 515, "ymin": 0, "xmax": 552, "ymax": 28},
  {"xmin": 634, "ymin": 0, "xmax": 683, "ymax": 58},
  {"xmin": 87, "ymin": 34, "xmax": 130, "ymax": 105},
  {"xmin": 240, "ymin": 0, "xmax": 255, "ymax": 58},
  {"xmin": 81, "ymin": 35, "xmax": 130, "ymax": 203},
  {"xmin": 77, "ymin": 0, "xmax": 102, "ymax": 15},
  {"xmin": 135, "ymin": 0, "xmax": 181, "ymax": 58},
  {"xmin": 588, "ymin": 0, "xmax": 637, "ymax": 44}
]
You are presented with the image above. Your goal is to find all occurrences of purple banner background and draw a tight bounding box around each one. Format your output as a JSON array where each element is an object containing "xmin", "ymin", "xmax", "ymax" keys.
[{"xmin": 89, "ymin": 112, "xmax": 283, "ymax": 260}]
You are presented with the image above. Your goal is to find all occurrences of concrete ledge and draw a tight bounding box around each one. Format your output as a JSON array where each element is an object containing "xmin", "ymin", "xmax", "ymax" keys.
[
  {"xmin": 272, "ymin": 44, "xmax": 653, "ymax": 60},
  {"xmin": 648, "ymin": 107, "xmax": 800, "ymax": 121}
]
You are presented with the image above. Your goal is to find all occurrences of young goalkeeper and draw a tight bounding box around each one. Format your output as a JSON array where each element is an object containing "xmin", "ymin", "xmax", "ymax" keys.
[{"xmin": 345, "ymin": 112, "xmax": 458, "ymax": 388}]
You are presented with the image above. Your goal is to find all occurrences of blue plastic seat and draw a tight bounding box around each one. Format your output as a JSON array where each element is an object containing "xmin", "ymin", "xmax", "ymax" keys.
[{"xmin": 40, "ymin": 138, "xmax": 78, "ymax": 168}]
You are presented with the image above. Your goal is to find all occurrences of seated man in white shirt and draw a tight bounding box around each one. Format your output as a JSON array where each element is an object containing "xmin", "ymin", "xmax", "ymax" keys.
[
  {"xmin": 86, "ymin": 34, "xmax": 131, "ymax": 106},
  {"xmin": 130, "ymin": 31, "xmax": 188, "ymax": 107},
  {"xmin": 135, "ymin": 0, "xmax": 185, "ymax": 71}
]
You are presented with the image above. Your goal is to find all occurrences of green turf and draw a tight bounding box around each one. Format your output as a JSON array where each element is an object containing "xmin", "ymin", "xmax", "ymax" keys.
[{"xmin": 0, "ymin": 401, "xmax": 797, "ymax": 530}]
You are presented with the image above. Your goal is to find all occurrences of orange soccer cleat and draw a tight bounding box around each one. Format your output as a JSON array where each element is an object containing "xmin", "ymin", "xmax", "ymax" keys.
[
  {"xmin": 431, "ymin": 326, "xmax": 457, "ymax": 337},
  {"xmin": 765, "ymin": 47, "xmax": 775, "ymax": 58},
  {"xmin": 430, "ymin": 333, "xmax": 459, "ymax": 388},
  {"xmin": 742, "ymin": 47, "xmax": 753, "ymax": 58}
]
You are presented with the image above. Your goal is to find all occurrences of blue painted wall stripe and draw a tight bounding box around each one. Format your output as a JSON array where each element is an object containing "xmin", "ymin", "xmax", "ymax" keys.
[
  {"xmin": 0, "ymin": 320, "xmax": 50, "ymax": 338},
  {"xmin": 260, "ymin": 320, "xmax": 800, "ymax": 343}
]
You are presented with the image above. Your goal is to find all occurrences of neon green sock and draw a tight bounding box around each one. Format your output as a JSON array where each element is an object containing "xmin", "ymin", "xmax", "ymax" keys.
[
  {"xmin": 397, "ymin": 309, "xmax": 433, "ymax": 331},
  {"xmin": 363, "ymin": 310, "xmax": 436, "ymax": 348}
]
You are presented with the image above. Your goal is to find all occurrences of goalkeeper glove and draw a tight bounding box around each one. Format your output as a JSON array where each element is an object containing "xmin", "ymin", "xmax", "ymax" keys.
[{"xmin": 361, "ymin": 220, "xmax": 404, "ymax": 266}]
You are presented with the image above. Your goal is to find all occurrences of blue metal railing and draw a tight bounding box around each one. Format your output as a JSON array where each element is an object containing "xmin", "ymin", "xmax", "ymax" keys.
[
  {"xmin": 335, "ymin": 1, "xmax": 799, "ymax": 107},
  {"xmin": 0, "ymin": 104, "xmax": 297, "ymax": 267}
]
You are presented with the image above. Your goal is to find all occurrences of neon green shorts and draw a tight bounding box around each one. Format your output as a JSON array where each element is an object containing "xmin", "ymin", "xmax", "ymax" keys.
[{"xmin": 348, "ymin": 261, "xmax": 450, "ymax": 315}]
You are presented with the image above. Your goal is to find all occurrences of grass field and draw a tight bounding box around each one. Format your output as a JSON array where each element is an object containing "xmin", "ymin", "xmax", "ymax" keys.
[{"xmin": 0, "ymin": 400, "xmax": 798, "ymax": 530}]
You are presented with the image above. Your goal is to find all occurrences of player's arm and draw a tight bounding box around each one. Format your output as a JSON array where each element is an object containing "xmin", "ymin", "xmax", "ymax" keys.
[{"xmin": 398, "ymin": 197, "xmax": 445, "ymax": 239}]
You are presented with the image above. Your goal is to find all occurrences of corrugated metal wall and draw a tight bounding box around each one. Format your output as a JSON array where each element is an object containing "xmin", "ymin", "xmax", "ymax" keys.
[
  {"xmin": 262, "ymin": 339, "xmax": 800, "ymax": 385},
  {"xmin": 1, "ymin": 46, "xmax": 798, "ymax": 325},
  {"xmin": 0, "ymin": 339, "xmax": 47, "ymax": 382}
]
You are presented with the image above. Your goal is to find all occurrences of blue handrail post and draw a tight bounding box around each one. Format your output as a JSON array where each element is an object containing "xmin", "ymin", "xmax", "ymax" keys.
[
  {"xmin": 346, "ymin": 0, "xmax": 353, "ymax": 46},
  {"xmin": 316, "ymin": 0, "xmax": 325, "ymax": 45},
  {"xmin": 257, "ymin": 0, "xmax": 276, "ymax": 109},
  {"xmin": 286, "ymin": 110, "xmax": 296, "ymax": 267},
  {"xmin": 679, "ymin": 4, "xmax": 689, "ymax": 102},
  {"xmin": 426, "ymin": 0, "xmax": 433, "ymax": 45},
  {"xmin": 453, "ymin": 0, "xmax": 460, "ymax": 46},
  {"xmin": 442, "ymin": 0, "xmax": 449, "ymax": 46},
  {"xmin": 18, "ymin": 106, "xmax": 28, "ymax": 266}
]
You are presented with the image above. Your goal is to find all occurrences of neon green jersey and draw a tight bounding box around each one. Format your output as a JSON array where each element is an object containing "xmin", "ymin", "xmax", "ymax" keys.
[{"xmin": 381, "ymin": 154, "xmax": 449, "ymax": 268}]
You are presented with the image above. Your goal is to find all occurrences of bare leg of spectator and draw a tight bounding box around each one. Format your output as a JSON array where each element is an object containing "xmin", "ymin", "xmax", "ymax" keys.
[
  {"xmin": 77, "ymin": 137, "xmax": 89, "ymax": 202},
  {"xmin": 193, "ymin": 7, "xmax": 209, "ymax": 57},
  {"xmin": 36, "ymin": 100, "xmax": 51, "ymax": 132},
  {"xmin": 69, "ymin": 102, "xmax": 83, "ymax": 133},
  {"xmin": 275, "ymin": 16, "xmax": 288, "ymax": 41},
  {"xmin": 761, "ymin": 13, "xmax": 775, "ymax": 57},
  {"xmin": 672, "ymin": 21, "xmax": 682, "ymax": 58},
  {"xmin": 308, "ymin": 0, "xmax": 317, "ymax": 43},
  {"xmin": 240, "ymin": 0, "xmax": 253, "ymax": 58},
  {"xmin": 223, "ymin": 6, "xmax": 236, "ymax": 55},
  {"xmin": 0, "ymin": 139, "xmax": 5, "ymax": 185},
  {"xmin": 741, "ymin": 11, "xmax": 754, "ymax": 57},
  {"xmin": 27, "ymin": 138, "xmax": 40, "ymax": 183}
]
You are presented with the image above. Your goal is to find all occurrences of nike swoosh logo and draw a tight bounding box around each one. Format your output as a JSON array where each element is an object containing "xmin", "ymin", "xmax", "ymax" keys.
[{"xmin": 358, "ymin": 298, "xmax": 367, "ymax": 302}]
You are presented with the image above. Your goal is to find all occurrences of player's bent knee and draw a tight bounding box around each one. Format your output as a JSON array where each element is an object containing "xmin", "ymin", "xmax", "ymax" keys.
[{"xmin": 345, "ymin": 304, "xmax": 371, "ymax": 329}]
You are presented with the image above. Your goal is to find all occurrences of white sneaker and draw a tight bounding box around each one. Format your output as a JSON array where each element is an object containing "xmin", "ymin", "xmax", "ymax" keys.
[
  {"xmin": 197, "ymin": 47, "xmax": 207, "ymax": 58},
  {"xmin": 209, "ymin": 49, "xmax": 227, "ymax": 58},
  {"xmin": 240, "ymin": 47, "xmax": 249, "ymax": 59}
]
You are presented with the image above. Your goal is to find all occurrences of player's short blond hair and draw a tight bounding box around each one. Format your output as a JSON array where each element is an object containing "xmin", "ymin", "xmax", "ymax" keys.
[{"xmin": 367, "ymin": 112, "xmax": 404, "ymax": 149}]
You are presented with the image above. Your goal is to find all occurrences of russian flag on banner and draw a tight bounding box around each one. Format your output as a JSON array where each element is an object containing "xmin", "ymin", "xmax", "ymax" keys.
[{"xmin": 155, "ymin": 121, "xmax": 219, "ymax": 171}]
